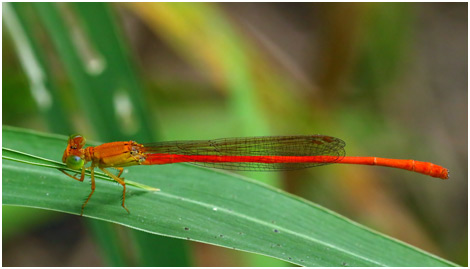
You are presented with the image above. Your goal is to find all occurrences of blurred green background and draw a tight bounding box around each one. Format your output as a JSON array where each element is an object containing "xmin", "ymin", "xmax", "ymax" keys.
[{"xmin": 2, "ymin": 2, "xmax": 467, "ymax": 266}]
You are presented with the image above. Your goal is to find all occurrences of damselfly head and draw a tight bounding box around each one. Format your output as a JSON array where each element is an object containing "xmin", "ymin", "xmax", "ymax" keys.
[
  {"xmin": 68, "ymin": 134, "xmax": 86, "ymax": 149},
  {"xmin": 62, "ymin": 134, "xmax": 87, "ymax": 165}
]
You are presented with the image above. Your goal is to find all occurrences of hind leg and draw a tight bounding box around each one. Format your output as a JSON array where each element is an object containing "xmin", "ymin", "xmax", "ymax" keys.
[{"xmin": 100, "ymin": 167, "xmax": 130, "ymax": 214}]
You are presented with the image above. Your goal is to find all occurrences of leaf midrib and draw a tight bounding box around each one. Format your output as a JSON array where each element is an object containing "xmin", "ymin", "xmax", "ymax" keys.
[{"xmin": 155, "ymin": 191, "xmax": 384, "ymax": 266}]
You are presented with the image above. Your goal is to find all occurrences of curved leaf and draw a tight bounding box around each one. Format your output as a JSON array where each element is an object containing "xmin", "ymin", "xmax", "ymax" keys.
[{"xmin": 2, "ymin": 126, "xmax": 458, "ymax": 266}]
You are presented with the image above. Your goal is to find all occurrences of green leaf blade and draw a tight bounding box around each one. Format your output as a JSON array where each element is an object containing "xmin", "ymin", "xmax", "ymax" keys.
[{"xmin": 2, "ymin": 126, "xmax": 458, "ymax": 267}]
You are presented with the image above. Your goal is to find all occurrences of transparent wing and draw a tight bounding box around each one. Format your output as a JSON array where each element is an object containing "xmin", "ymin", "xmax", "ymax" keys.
[{"xmin": 142, "ymin": 135, "xmax": 346, "ymax": 171}]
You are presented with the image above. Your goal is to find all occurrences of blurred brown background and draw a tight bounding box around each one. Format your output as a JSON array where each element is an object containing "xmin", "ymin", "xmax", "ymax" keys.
[{"xmin": 3, "ymin": 2, "xmax": 467, "ymax": 266}]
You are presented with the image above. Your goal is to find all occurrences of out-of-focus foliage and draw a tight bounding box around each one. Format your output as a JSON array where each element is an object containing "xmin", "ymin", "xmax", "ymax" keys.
[{"xmin": 3, "ymin": 2, "xmax": 467, "ymax": 266}]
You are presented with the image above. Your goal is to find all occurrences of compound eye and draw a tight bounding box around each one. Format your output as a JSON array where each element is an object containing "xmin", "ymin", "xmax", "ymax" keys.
[
  {"xmin": 66, "ymin": 155, "xmax": 85, "ymax": 170},
  {"xmin": 68, "ymin": 134, "xmax": 86, "ymax": 148}
]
